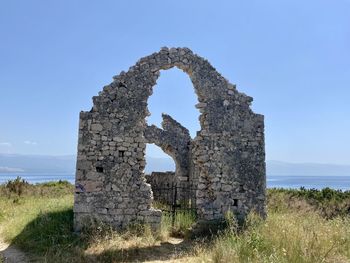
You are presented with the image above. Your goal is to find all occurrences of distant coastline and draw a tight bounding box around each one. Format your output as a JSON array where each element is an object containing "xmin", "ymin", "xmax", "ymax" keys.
[
  {"xmin": 1, "ymin": 153, "xmax": 349, "ymax": 190},
  {"xmin": 0, "ymin": 173, "xmax": 349, "ymax": 191},
  {"xmin": 1, "ymin": 154, "xmax": 350, "ymax": 176}
]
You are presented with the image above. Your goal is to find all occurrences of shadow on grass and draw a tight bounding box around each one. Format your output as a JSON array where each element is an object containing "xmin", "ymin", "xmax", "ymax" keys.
[
  {"xmin": 93, "ymin": 239, "xmax": 193, "ymax": 263},
  {"xmin": 10, "ymin": 208, "xmax": 83, "ymax": 261},
  {"xmin": 10, "ymin": 209, "xmax": 194, "ymax": 262},
  {"xmin": 0, "ymin": 241, "xmax": 28, "ymax": 263}
]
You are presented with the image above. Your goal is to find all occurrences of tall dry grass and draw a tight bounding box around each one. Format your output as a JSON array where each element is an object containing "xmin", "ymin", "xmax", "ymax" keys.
[
  {"xmin": 195, "ymin": 192, "xmax": 350, "ymax": 263},
  {"xmin": 0, "ymin": 180, "xmax": 349, "ymax": 262},
  {"xmin": 195, "ymin": 212, "xmax": 350, "ymax": 263}
]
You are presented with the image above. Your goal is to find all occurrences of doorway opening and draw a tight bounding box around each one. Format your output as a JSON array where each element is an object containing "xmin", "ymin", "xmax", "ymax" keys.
[
  {"xmin": 145, "ymin": 143, "xmax": 196, "ymax": 228},
  {"xmin": 144, "ymin": 67, "xmax": 200, "ymax": 228}
]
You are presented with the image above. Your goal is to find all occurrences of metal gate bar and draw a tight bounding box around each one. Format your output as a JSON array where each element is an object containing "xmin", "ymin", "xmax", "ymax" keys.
[{"xmin": 152, "ymin": 183, "xmax": 196, "ymax": 226}]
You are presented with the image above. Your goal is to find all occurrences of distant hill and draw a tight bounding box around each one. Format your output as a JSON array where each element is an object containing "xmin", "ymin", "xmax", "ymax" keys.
[
  {"xmin": 0, "ymin": 154, "xmax": 76, "ymax": 174},
  {"xmin": 0, "ymin": 154, "xmax": 174, "ymax": 174},
  {"xmin": 267, "ymin": 160, "xmax": 350, "ymax": 176},
  {"xmin": 149, "ymin": 159, "xmax": 350, "ymax": 176},
  {"xmin": 0, "ymin": 154, "xmax": 349, "ymax": 176},
  {"xmin": 144, "ymin": 157, "xmax": 175, "ymax": 173}
]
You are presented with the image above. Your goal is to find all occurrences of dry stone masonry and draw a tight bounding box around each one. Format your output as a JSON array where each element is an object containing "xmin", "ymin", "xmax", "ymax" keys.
[
  {"xmin": 145, "ymin": 113, "xmax": 191, "ymax": 184},
  {"xmin": 74, "ymin": 47, "xmax": 266, "ymax": 231},
  {"xmin": 145, "ymin": 172, "xmax": 175, "ymax": 204}
]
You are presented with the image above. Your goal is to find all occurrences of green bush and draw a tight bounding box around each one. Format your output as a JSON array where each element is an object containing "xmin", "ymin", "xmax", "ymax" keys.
[
  {"xmin": 5, "ymin": 176, "xmax": 29, "ymax": 197},
  {"xmin": 38, "ymin": 180, "xmax": 71, "ymax": 188},
  {"xmin": 267, "ymin": 188, "xmax": 350, "ymax": 218}
]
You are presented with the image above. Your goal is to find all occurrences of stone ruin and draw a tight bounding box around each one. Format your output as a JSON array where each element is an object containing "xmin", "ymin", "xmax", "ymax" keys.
[
  {"xmin": 145, "ymin": 172, "xmax": 175, "ymax": 204},
  {"xmin": 145, "ymin": 113, "xmax": 191, "ymax": 186},
  {"xmin": 73, "ymin": 47, "xmax": 266, "ymax": 231}
]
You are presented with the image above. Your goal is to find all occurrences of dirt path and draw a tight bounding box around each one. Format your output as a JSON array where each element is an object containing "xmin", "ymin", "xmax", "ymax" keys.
[
  {"xmin": 0, "ymin": 237, "xmax": 194, "ymax": 263},
  {"xmin": 84, "ymin": 237, "xmax": 199, "ymax": 262},
  {"xmin": 131, "ymin": 237, "xmax": 199, "ymax": 263},
  {"xmin": 142, "ymin": 237, "xmax": 196, "ymax": 263},
  {"xmin": 0, "ymin": 238, "xmax": 194, "ymax": 263},
  {"xmin": 0, "ymin": 240, "xmax": 28, "ymax": 263}
]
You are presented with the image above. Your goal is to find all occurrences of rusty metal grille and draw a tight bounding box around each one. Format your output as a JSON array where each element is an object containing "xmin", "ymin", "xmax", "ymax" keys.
[{"xmin": 152, "ymin": 183, "xmax": 197, "ymax": 226}]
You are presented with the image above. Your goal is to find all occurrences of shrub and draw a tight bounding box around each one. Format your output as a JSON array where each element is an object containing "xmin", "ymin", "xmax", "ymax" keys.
[
  {"xmin": 5, "ymin": 176, "xmax": 29, "ymax": 197},
  {"xmin": 38, "ymin": 180, "xmax": 71, "ymax": 188},
  {"xmin": 267, "ymin": 188, "xmax": 350, "ymax": 218}
]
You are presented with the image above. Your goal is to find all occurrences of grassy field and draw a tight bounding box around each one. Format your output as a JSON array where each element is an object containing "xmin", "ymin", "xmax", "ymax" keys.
[{"xmin": 0, "ymin": 178, "xmax": 349, "ymax": 262}]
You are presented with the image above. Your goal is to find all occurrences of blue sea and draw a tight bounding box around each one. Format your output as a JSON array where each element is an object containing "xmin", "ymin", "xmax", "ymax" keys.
[
  {"xmin": 0, "ymin": 174, "xmax": 75, "ymax": 184},
  {"xmin": 267, "ymin": 175, "xmax": 350, "ymax": 191},
  {"xmin": 0, "ymin": 174, "xmax": 349, "ymax": 191}
]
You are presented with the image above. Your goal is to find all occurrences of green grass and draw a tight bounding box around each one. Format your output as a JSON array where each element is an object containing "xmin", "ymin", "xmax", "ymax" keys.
[
  {"xmin": 195, "ymin": 210, "xmax": 350, "ymax": 263},
  {"xmin": 0, "ymin": 192, "xmax": 78, "ymax": 261},
  {"xmin": 0, "ymin": 180, "xmax": 349, "ymax": 262},
  {"xmin": 0, "ymin": 179, "xmax": 189, "ymax": 262},
  {"xmin": 153, "ymin": 200, "xmax": 197, "ymax": 237}
]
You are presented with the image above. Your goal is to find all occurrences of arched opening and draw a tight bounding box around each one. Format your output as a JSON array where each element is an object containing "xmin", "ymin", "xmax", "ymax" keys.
[
  {"xmin": 146, "ymin": 68, "xmax": 200, "ymax": 138},
  {"xmin": 145, "ymin": 68, "xmax": 200, "ymax": 178},
  {"xmin": 144, "ymin": 68, "xmax": 200, "ymax": 226},
  {"xmin": 144, "ymin": 144, "xmax": 175, "ymax": 174}
]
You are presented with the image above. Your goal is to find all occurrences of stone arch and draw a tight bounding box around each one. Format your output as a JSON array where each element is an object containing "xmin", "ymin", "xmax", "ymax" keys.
[
  {"xmin": 74, "ymin": 47, "xmax": 266, "ymax": 231},
  {"xmin": 145, "ymin": 113, "xmax": 192, "ymax": 182}
]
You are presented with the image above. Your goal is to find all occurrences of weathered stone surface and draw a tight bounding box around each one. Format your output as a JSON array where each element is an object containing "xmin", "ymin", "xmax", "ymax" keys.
[
  {"xmin": 74, "ymin": 47, "xmax": 266, "ymax": 231},
  {"xmin": 145, "ymin": 113, "xmax": 191, "ymax": 183}
]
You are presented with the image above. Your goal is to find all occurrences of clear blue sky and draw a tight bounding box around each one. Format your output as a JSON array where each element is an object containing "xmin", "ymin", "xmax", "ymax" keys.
[{"xmin": 0, "ymin": 0, "xmax": 349, "ymax": 164}]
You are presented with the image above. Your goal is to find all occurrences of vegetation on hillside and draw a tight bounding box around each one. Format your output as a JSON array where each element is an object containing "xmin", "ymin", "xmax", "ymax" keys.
[{"xmin": 0, "ymin": 178, "xmax": 349, "ymax": 262}]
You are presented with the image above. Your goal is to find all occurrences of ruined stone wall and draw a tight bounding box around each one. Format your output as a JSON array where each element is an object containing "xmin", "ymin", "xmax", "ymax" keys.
[
  {"xmin": 145, "ymin": 172, "xmax": 175, "ymax": 204},
  {"xmin": 192, "ymin": 89, "xmax": 266, "ymax": 221},
  {"xmin": 74, "ymin": 47, "xmax": 266, "ymax": 231},
  {"xmin": 145, "ymin": 113, "xmax": 191, "ymax": 183}
]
